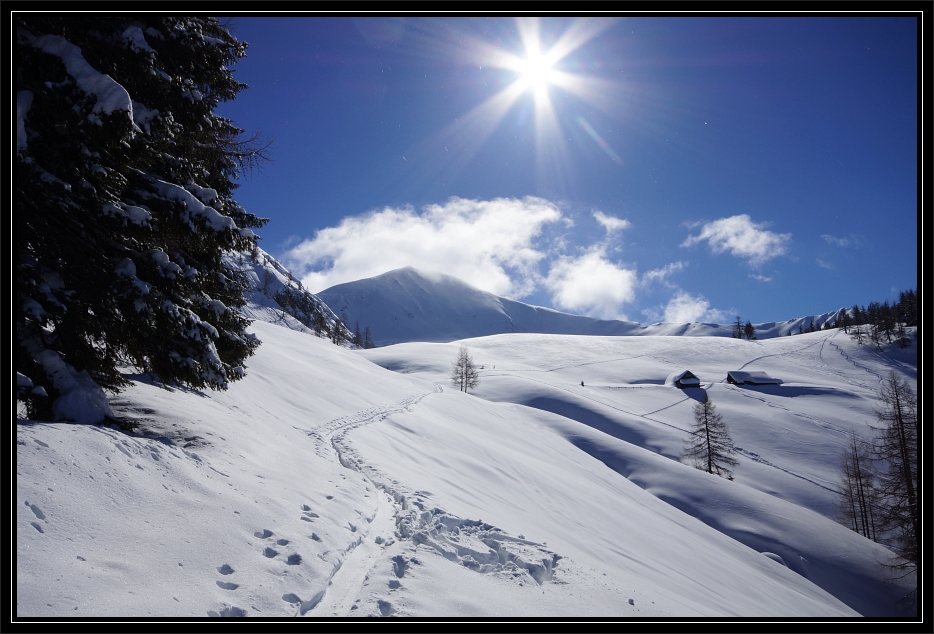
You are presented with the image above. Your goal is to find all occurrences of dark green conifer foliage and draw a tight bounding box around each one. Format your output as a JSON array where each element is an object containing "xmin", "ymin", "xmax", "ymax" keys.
[
  {"xmin": 17, "ymin": 16, "xmax": 268, "ymax": 420},
  {"xmin": 743, "ymin": 320, "xmax": 756, "ymax": 340}
]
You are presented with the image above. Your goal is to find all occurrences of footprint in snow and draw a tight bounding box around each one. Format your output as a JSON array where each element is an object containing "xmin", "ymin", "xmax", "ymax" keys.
[
  {"xmin": 254, "ymin": 529, "xmax": 273, "ymax": 539},
  {"xmin": 207, "ymin": 605, "xmax": 247, "ymax": 617},
  {"xmin": 24, "ymin": 501, "xmax": 46, "ymax": 520},
  {"xmin": 216, "ymin": 581, "xmax": 239, "ymax": 590},
  {"xmin": 392, "ymin": 555, "xmax": 407, "ymax": 578},
  {"xmin": 282, "ymin": 592, "xmax": 321, "ymax": 616},
  {"xmin": 263, "ymin": 547, "xmax": 279, "ymax": 558},
  {"xmin": 217, "ymin": 564, "xmax": 235, "ymax": 575}
]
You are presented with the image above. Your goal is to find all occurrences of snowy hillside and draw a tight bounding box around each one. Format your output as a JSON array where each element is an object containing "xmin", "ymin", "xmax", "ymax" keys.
[
  {"xmin": 226, "ymin": 247, "xmax": 351, "ymax": 341},
  {"xmin": 317, "ymin": 267, "xmax": 846, "ymax": 347},
  {"xmin": 17, "ymin": 288, "xmax": 915, "ymax": 617}
]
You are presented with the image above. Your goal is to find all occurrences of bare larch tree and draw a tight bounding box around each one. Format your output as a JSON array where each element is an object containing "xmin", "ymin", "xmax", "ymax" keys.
[
  {"xmin": 683, "ymin": 396, "xmax": 739, "ymax": 480},
  {"xmin": 870, "ymin": 372, "xmax": 917, "ymax": 603},
  {"xmin": 451, "ymin": 346, "xmax": 480, "ymax": 393}
]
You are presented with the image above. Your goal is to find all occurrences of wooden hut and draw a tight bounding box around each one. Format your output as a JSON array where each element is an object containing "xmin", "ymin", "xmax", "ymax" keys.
[
  {"xmin": 665, "ymin": 370, "xmax": 701, "ymax": 389},
  {"xmin": 726, "ymin": 370, "xmax": 781, "ymax": 385}
]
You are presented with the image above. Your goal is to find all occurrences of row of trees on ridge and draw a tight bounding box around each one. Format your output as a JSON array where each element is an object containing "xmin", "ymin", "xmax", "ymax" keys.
[{"xmin": 785, "ymin": 288, "xmax": 917, "ymax": 350}]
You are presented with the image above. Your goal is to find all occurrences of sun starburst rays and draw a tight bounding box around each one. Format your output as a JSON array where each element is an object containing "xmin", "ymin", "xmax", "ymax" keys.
[{"xmin": 388, "ymin": 18, "xmax": 623, "ymax": 199}]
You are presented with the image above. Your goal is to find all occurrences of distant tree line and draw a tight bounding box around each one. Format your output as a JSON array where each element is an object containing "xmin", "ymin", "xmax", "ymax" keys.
[
  {"xmin": 269, "ymin": 281, "xmax": 374, "ymax": 349},
  {"xmin": 351, "ymin": 320, "xmax": 376, "ymax": 349},
  {"xmin": 731, "ymin": 316, "xmax": 756, "ymax": 340},
  {"xmin": 784, "ymin": 288, "xmax": 916, "ymax": 350}
]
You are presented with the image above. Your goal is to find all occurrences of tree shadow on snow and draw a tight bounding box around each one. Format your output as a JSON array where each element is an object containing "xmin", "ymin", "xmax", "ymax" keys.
[
  {"xmin": 680, "ymin": 387, "xmax": 707, "ymax": 403},
  {"xmin": 523, "ymin": 396, "xmax": 651, "ymax": 450}
]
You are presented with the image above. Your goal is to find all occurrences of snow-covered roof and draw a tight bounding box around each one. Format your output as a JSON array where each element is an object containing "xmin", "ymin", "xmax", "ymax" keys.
[
  {"xmin": 727, "ymin": 370, "xmax": 781, "ymax": 385},
  {"xmin": 665, "ymin": 370, "xmax": 700, "ymax": 386}
]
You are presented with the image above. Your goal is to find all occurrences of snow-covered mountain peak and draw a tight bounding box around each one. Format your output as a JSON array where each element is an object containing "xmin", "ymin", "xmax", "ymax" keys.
[{"xmin": 318, "ymin": 268, "xmax": 848, "ymax": 347}]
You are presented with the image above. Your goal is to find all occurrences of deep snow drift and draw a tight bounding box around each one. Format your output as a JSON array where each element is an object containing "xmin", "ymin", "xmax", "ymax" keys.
[
  {"xmin": 17, "ymin": 300, "xmax": 915, "ymax": 617},
  {"xmin": 317, "ymin": 267, "xmax": 846, "ymax": 346}
]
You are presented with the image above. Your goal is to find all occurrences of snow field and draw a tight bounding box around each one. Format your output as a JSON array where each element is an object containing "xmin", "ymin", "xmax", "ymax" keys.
[
  {"xmin": 359, "ymin": 328, "xmax": 916, "ymax": 615},
  {"xmin": 17, "ymin": 317, "xmax": 914, "ymax": 616}
]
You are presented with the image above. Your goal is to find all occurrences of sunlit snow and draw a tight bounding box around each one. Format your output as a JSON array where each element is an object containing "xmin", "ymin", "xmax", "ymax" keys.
[{"xmin": 17, "ymin": 253, "xmax": 915, "ymax": 618}]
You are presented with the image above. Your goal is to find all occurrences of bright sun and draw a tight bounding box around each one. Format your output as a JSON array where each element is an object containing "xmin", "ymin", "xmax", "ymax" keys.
[
  {"xmin": 518, "ymin": 52, "xmax": 555, "ymax": 92},
  {"xmin": 423, "ymin": 18, "xmax": 616, "ymax": 190}
]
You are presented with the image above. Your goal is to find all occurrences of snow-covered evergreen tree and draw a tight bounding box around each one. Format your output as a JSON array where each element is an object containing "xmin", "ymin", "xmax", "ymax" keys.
[{"xmin": 17, "ymin": 16, "xmax": 268, "ymax": 423}]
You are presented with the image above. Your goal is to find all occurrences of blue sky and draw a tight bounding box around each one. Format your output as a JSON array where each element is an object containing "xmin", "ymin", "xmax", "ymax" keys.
[{"xmin": 216, "ymin": 16, "xmax": 917, "ymax": 324}]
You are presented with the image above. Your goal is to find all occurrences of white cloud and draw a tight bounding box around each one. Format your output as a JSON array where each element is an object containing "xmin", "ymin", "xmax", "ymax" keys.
[
  {"xmin": 663, "ymin": 290, "xmax": 728, "ymax": 324},
  {"xmin": 749, "ymin": 273, "xmax": 773, "ymax": 282},
  {"xmin": 282, "ymin": 197, "xmax": 561, "ymax": 296},
  {"xmin": 592, "ymin": 210, "xmax": 631, "ymax": 233},
  {"xmin": 821, "ymin": 234, "xmax": 859, "ymax": 248},
  {"xmin": 816, "ymin": 259, "xmax": 832, "ymax": 269},
  {"xmin": 544, "ymin": 246, "xmax": 637, "ymax": 320},
  {"xmin": 682, "ymin": 215, "xmax": 790, "ymax": 265},
  {"xmin": 642, "ymin": 261, "xmax": 686, "ymax": 286}
]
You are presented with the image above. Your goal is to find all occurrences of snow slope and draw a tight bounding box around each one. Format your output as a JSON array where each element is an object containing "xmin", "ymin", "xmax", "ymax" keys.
[
  {"xmin": 359, "ymin": 328, "xmax": 917, "ymax": 616},
  {"xmin": 317, "ymin": 267, "xmax": 846, "ymax": 347},
  {"xmin": 16, "ymin": 270, "xmax": 916, "ymax": 617},
  {"xmin": 225, "ymin": 247, "xmax": 349, "ymax": 339}
]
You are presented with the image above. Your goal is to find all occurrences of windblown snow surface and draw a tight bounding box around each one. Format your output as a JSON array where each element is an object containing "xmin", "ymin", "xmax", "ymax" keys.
[
  {"xmin": 318, "ymin": 267, "xmax": 846, "ymax": 347},
  {"xmin": 16, "ymin": 291, "xmax": 916, "ymax": 618}
]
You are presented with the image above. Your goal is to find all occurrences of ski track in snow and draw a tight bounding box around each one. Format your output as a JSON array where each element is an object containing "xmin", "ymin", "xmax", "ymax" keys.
[
  {"xmin": 296, "ymin": 383, "xmax": 568, "ymax": 616},
  {"xmin": 719, "ymin": 382, "xmax": 852, "ymax": 439},
  {"xmin": 733, "ymin": 337, "xmax": 826, "ymax": 372},
  {"xmin": 732, "ymin": 446, "xmax": 839, "ymax": 494},
  {"xmin": 483, "ymin": 350, "xmax": 850, "ymax": 502},
  {"xmin": 824, "ymin": 334, "xmax": 902, "ymax": 386}
]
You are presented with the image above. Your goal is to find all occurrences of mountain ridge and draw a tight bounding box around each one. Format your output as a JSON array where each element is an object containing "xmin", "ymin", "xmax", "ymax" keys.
[{"xmin": 318, "ymin": 267, "xmax": 845, "ymax": 347}]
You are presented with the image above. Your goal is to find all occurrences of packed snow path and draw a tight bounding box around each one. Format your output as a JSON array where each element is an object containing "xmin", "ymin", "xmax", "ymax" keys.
[{"xmin": 297, "ymin": 384, "xmax": 570, "ymax": 616}]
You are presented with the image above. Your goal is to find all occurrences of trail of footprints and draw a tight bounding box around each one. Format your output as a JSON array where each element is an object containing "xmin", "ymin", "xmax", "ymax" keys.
[
  {"xmin": 207, "ymin": 520, "xmax": 308, "ymax": 615},
  {"xmin": 209, "ymin": 497, "xmax": 344, "ymax": 617},
  {"xmin": 303, "ymin": 389, "xmax": 440, "ymax": 460},
  {"xmin": 330, "ymin": 414, "xmax": 568, "ymax": 618},
  {"xmin": 23, "ymin": 499, "xmax": 47, "ymax": 534},
  {"xmin": 209, "ymin": 385, "xmax": 567, "ymax": 617}
]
